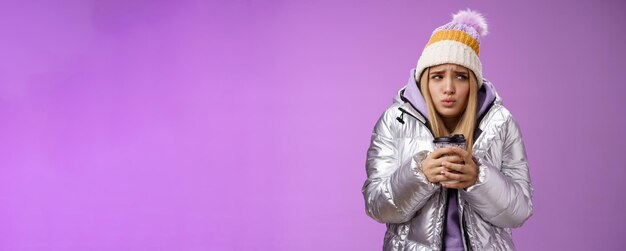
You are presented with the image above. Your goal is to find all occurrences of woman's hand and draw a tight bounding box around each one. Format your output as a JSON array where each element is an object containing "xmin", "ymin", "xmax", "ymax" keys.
[
  {"xmin": 419, "ymin": 147, "xmax": 464, "ymax": 184},
  {"xmin": 441, "ymin": 147, "xmax": 479, "ymax": 189}
]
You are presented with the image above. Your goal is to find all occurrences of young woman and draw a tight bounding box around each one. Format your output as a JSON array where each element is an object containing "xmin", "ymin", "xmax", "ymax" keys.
[{"xmin": 362, "ymin": 10, "xmax": 533, "ymax": 250}]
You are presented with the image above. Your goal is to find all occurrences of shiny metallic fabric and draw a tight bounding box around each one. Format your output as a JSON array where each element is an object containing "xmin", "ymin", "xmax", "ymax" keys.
[{"xmin": 362, "ymin": 87, "xmax": 533, "ymax": 251}]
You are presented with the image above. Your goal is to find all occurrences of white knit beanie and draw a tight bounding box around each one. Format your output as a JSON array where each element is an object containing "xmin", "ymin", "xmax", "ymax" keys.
[{"xmin": 415, "ymin": 9, "xmax": 488, "ymax": 89}]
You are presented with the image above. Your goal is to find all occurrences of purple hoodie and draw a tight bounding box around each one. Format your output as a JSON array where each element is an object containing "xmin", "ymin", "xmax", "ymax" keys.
[
  {"xmin": 401, "ymin": 68, "xmax": 497, "ymax": 250},
  {"xmin": 403, "ymin": 69, "xmax": 496, "ymax": 121}
]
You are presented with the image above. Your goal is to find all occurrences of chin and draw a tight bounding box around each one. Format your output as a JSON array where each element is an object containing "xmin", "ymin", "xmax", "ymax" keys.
[
  {"xmin": 441, "ymin": 115, "xmax": 459, "ymax": 120},
  {"xmin": 438, "ymin": 111, "xmax": 462, "ymax": 118}
]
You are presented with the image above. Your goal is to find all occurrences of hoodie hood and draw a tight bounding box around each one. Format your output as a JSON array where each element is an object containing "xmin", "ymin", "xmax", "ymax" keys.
[{"xmin": 397, "ymin": 68, "xmax": 499, "ymax": 122}]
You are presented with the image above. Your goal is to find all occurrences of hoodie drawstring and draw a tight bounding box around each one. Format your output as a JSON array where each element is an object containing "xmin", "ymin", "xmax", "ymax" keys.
[{"xmin": 396, "ymin": 108, "xmax": 405, "ymax": 124}]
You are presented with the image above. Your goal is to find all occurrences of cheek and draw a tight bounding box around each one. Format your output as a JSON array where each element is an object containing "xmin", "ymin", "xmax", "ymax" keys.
[
  {"xmin": 428, "ymin": 83, "xmax": 439, "ymax": 99},
  {"xmin": 458, "ymin": 85, "xmax": 470, "ymax": 102}
]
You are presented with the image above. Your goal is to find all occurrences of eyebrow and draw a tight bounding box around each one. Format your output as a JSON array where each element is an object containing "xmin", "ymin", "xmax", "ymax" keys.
[{"xmin": 429, "ymin": 70, "xmax": 469, "ymax": 75}]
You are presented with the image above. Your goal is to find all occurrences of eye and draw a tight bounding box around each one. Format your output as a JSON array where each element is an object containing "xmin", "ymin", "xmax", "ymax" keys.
[
  {"xmin": 456, "ymin": 74, "xmax": 469, "ymax": 80},
  {"xmin": 430, "ymin": 75, "xmax": 443, "ymax": 80}
]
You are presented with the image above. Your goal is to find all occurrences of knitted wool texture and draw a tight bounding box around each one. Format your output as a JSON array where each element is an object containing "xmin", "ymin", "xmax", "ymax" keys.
[{"xmin": 415, "ymin": 9, "xmax": 488, "ymax": 89}]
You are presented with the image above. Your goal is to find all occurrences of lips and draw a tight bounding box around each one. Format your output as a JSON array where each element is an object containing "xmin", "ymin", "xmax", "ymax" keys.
[{"xmin": 442, "ymin": 99, "xmax": 456, "ymax": 107}]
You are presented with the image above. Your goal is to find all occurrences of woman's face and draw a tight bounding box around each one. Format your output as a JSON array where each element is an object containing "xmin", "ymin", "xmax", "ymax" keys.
[{"xmin": 427, "ymin": 64, "xmax": 471, "ymax": 119}]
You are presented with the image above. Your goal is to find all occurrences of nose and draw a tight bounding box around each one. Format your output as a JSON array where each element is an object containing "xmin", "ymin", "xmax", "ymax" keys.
[{"xmin": 443, "ymin": 78, "xmax": 455, "ymax": 95}]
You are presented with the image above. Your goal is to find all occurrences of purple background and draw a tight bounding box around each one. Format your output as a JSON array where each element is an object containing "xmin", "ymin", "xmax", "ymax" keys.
[{"xmin": 1, "ymin": 0, "xmax": 625, "ymax": 250}]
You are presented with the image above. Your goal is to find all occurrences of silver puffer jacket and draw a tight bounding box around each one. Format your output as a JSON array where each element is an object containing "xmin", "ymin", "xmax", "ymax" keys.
[{"xmin": 362, "ymin": 70, "xmax": 533, "ymax": 251}]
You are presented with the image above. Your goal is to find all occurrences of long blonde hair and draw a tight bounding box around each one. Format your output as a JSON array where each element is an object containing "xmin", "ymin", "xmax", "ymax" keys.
[{"xmin": 419, "ymin": 66, "xmax": 479, "ymax": 152}]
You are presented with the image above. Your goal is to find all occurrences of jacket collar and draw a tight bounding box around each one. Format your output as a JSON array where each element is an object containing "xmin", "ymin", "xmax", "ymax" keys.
[{"xmin": 396, "ymin": 68, "xmax": 501, "ymax": 125}]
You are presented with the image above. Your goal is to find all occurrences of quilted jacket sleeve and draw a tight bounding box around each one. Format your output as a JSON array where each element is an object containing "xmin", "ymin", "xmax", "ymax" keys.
[
  {"xmin": 362, "ymin": 110, "xmax": 439, "ymax": 224},
  {"xmin": 461, "ymin": 116, "xmax": 533, "ymax": 228}
]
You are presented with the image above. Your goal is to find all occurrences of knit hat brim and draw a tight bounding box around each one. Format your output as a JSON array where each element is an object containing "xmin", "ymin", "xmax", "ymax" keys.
[{"xmin": 415, "ymin": 40, "xmax": 483, "ymax": 89}]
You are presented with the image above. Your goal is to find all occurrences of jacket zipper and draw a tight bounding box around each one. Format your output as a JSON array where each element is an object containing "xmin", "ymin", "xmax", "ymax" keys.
[
  {"xmin": 399, "ymin": 104, "xmax": 473, "ymax": 250},
  {"xmin": 398, "ymin": 90, "xmax": 499, "ymax": 250},
  {"xmin": 398, "ymin": 105, "xmax": 452, "ymax": 250},
  {"xmin": 459, "ymin": 195, "xmax": 470, "ymax": 251}
]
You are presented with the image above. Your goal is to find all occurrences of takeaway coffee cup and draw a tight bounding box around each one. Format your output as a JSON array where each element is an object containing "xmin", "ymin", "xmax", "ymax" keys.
[{"xmin": 433, "ymin": 134, "xmax": 467, "ymax": 184}]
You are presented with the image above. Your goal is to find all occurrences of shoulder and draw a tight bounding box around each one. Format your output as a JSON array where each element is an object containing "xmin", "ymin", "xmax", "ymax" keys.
[
  {"xmin": 372, "ymin": 102, "xmax": 405, "ymax": 137},
  {"xmin": 481, "ymin": 104, "xmax": 524, "ymax": 140},
  {"xmin": 481, "ymin": 103, "xmax": 515, "ymax": 127},
  {"xmin": 381, "ymin": 102, "xmax": 405, "ymax": 120},
  {"xmin": 372, "ymin": 101, "xmax": 431, "ymax": 140},
  {"xmin": 474, "ymin": 104, "xmax": 526, "ymax": 160}
]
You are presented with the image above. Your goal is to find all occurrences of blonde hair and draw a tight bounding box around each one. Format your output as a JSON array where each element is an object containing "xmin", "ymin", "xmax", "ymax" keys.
[{"xmin": 419, "ymin": 66, "xmax": 478, "ymax": 152}]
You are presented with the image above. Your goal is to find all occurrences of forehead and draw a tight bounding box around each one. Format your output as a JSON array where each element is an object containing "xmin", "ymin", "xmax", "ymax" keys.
[{"xmin": 430, "ymin": 64, "xmax": 468, "ymax": 72}]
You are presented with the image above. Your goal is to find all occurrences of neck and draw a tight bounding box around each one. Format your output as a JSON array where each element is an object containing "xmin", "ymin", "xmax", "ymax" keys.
[{"xmin": 443, "ymin": 117, "xmax": 459, "ymax": 133}]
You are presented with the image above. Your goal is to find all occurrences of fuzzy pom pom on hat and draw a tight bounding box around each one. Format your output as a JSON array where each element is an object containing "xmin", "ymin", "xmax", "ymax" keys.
[{"xmin": 415, "ymin": 9, "xmax": 488, "ymax": 89}]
